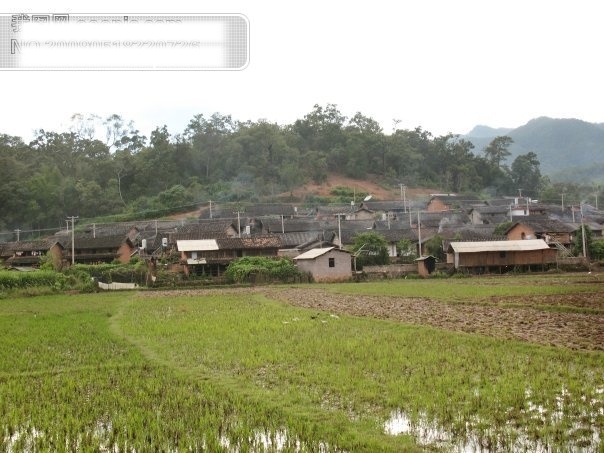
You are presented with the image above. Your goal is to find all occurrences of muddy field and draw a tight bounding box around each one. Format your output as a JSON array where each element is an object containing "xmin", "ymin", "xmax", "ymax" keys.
[
  {"xmin": 145, "ymin": 286, "xmax": 604, "ymax": 351},
  {"xmin": 270, "ymin": 288, "xmax": 604, "ymax": 351}
]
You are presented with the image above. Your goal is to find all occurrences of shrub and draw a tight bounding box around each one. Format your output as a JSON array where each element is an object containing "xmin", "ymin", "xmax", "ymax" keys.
[
  {"xmin": 0, "ymin": 271, "xmax": 66, "ymax": 291},
  {"xmin": 225, "ymin": 257, "xmax": 301, "ymax": 283},
  {"xmin": 64, "ymin": 263, "xmax": 147, "ymax": 285}
]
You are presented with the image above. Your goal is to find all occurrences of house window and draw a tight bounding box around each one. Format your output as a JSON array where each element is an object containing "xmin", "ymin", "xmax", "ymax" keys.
[{"xmin": 328, "ymin": 257, "xmax": 335, "ymax": 268}]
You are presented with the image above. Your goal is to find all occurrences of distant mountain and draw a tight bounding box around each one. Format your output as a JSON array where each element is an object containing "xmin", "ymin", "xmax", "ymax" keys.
[
  {"xmin": 465, "ymin": 125, "xmax": 513, "ymax": 138},
  {"xmin": 463, "ymin": 117, "xmax": 604, "ymax": 182}
]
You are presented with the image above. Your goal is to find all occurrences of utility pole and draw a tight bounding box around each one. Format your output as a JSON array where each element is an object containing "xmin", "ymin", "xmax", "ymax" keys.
[
  {"xmin": 581, "ymin": 203, "xmax": 587, "ymax": 259},
  {"xmin": 399, "ymin": 184, "xmax": 407, "ymax": 213},
  {"xmin": 518, "ymin": 188, "xmax": 523, "ymax": 198},
  {"xmin": 93, "ymin": 223, "xmax": 96, "ymax": 238},
  {"xmin": 235, "ymin": 210, "xmax": 242, "ymax": 238},
  {"xmin": 14, "ymin": 229, "xmax": 21, "ymax": 242},
  {"xmin": 281, "ymin": 214, "xmax": 285, "ymax": 234},
  {"xmin": 417, "ymin": 210, "xmax": 422, "ymax": 257},
  {"xmin": 561, "ymin": 192, "xmax": 565, "ymax": 211},
  {"xmin": 209, "ymin": 200, "xmax": 213, "ymax": 219},
  {"xmin": 67, "ymin": 216, "xmax": 78, "ymax": 265},
  {"xmin": 337, "ymin": 214, "xmax": 342, "ymax": 249}
]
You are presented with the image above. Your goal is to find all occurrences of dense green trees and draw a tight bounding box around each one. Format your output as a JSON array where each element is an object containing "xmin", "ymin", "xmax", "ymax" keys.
[
  {"xmin": 0, "ymin": 106, "xmax": 596, "ymax": 234},
  {"xmin": 350, "ymin": 232, "xmax": 390, "ymax": 268}
]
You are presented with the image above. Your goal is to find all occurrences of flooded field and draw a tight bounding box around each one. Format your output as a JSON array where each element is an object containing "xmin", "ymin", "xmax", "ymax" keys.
[{"xmin": 1, "ymin": 276, "xmax": 602, "ymax": 451}]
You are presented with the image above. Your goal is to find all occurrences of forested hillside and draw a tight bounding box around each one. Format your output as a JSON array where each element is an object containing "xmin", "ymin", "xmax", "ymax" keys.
[
  {"xmin": 464, "ymin": 117, "xmax": 604, "ymax": 179},
  {"xmin": 0, "ymin": 105, "xmax": 594, "ymax": 232}
]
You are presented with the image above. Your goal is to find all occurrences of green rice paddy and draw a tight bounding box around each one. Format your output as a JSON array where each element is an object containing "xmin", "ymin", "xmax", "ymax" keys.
[{"xmin": 1, "ymin": 276, "xmax": 602, "ymax": 451}]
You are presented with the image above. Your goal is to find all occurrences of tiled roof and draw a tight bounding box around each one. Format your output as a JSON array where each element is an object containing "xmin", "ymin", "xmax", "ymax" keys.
[
  {"xmin": 218, "ymin": 236, "xmax": 281, "ymax": 250},
  {"xmin": 471, "ymin": 206, "xmax": 511, "ymax": 215},
  {"xmin": 361, "ymin": 200, "xmax": 406, "ymax": 211},
  {"xmin": 243, "ymin": 203, "xmax": 296, "ymax": 217},
  {"xmin": 315, "ymin": 204, "xmax": 357, "ymax": 215},
  {"xmin": 170, "ymin": 232, "xmax": 229, "ymax": 242},
  {"xmin": 449, "ymin": 239, "xmax": 550, "ymax": 253},
  {"xmin": 264, "ymin": 219, "xmax": 331, "ymax": 233},
  {"xmin": 372, "ymin": 229, "xmax": 412, "ymax": 242},
  {"xmin": 176, "ymin": 221, "xmax": 237, "ymax": 235},
  {"xmin": 273, "ymin": 232, "xmax": 324, "ymax": 248},
  {"xmin": 62, "ymin": 235, "xmax": 133, "ymax": 250},
  {"xmin": 509, "ymin": 218, "xmax": 575, "ymax": 234},
  {"xmin": 294, "ymin": 247, "xmax": 350, "ymax": 260},
  {"xmin": 339, "ymin": 219, "xmax": 376, "ymax": 230},
  {"xmin": 430, "ymin": 194, "xmax": 483, "ymax": 204},
  {"xmin": 80, "ymin": 224, "xmax": 137, "ymax": 238},
  {"xmin": 0, "ymin": 239, "xmax": 61, "ymax": 254}
]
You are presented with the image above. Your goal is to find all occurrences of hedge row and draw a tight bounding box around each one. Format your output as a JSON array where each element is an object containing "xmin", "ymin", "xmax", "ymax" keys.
[
  {"xmin": 0, "ymin": 271, "xmax": 66, "ymax": 290},
  {"xmin": 225, "ymin": 257, "xmax": 302, "ymax": 283}
]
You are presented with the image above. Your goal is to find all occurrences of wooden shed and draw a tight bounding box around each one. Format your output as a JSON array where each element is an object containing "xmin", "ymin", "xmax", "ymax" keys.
[
  {"xmin": 416, "ymin": 255, "xmax": 437, "ymax": 277},
  {"xmin": 293, "ymin": 247, "xmax": 352, "ymax": 282},
  {"xmin": 447, "ymin": 239, "xmax": 557, "ymax": 273}
]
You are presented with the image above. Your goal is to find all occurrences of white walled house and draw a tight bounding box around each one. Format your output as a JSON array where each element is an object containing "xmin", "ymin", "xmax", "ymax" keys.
[{"xmin": 293, "ymin": 247, "xmax": 352, "ymax": 282}]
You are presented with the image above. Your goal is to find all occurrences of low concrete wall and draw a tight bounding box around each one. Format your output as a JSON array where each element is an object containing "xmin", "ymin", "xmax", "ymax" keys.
[
  {"xmin": 98, "ymin": 282, "xmax": 139, "ymax": 290},
  {"xmin": 364, "ymin": 262, "xmax": 452, "ymax": 279},
  {"xmin": 363, "ymin": 264, "xmax": 416, "ymax": 278},
  {"xmin": 557, "ymin": 257, "xmax": 590, "ymax": 271}
]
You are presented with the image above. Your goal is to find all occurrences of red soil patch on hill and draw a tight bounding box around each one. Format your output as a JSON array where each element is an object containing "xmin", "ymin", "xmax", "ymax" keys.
[
  {"xmin": 167, "ymin": 174, "xmax": 437, "ymax": 219},
  {"xmin": 292, "ymin": 173, "xmax": 435, "ymax": 201}
]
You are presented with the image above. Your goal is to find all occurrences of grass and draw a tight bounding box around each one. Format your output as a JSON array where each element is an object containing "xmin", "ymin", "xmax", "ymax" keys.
[
  {"xmin": 0, "ymin": 277, "xmax": 602, "ymax": 451},
  {"xmin": 318, "ymin": 274, "xmax": 603, "ymax": 301}
]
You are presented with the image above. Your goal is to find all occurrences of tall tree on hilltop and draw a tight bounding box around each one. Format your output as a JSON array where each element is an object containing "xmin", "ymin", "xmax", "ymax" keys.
[
  {"xmin": 511, "ymin": 152, "xmax": 542, "ymax": 197},
  {"xmin": 483, "ymin": 136, "xmax": 513, "ymax": 168},
  {"xmin": 185, "ymin": 113, "xmax": 237, "ymax": 182}
]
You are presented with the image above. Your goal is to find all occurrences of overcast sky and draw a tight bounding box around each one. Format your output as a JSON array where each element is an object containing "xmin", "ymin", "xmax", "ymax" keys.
[{"xmin": 3, "ymin": 0, "xmax": 604, "ymax": 142}]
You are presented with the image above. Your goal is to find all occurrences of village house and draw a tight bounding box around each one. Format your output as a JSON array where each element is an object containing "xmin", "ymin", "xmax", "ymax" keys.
[
  {"xmin": 314, "ymin": 204, "xmax": 356, "ymax": 220},
  {"xmin": 293, "ymin": 247, "xmax": 352, "ymax": 282},
  {"xmin": 174, "ymin": 221, "xmax": 239, "ymax": 239},
  {"xmin": 371, "ymin": 228, "xmax": 418, "ymax": 258},
  {"xmin": 469, "ymin": 206, "xmax": 511, "ymax": 225},
  {"xmin": 263, "ymin": 219, "xmax": 329, "ymax": 234},
  {"xmin": 426, "ymin": 194, "xmax": 484, "ymax": 212},
  {"xmin": 177, "ymin": 236, "xmax": 282, "ymax": 277},
  {"xmin": 277, "ymin": 231, "xmax": 339, "ymax": 259},
  {"xmin": 347, "ymin": 206, "xmax": 375, "ymax": 221},
  {"xmin": 62, "ymin": 235, "xmax": 136, "ymax": 265},
  {"xmin": 0, "ymin": 240, "xmax": 64, "ymax": 269},
  {"xmin": 505, "ymin": 218, "xmax": 575, "ymax": 247},
  {"xmin": 359, "ymin": 200, "xmax": 407, "ymax": 220},
  {"xmin": 447, "ymin": 239, "xmax": 557, "ymax": 273}
]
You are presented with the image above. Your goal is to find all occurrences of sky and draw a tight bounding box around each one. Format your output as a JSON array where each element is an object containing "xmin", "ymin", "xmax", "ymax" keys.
[{"xmin": 3, "ymin": 0, "xmax": 604, "ymax": 143}]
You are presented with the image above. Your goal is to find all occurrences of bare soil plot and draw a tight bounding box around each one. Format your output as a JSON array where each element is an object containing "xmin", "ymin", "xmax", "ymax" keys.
[{"xmin": 267, "ymin": 288, "xmax": 604, "ymax": 351}]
